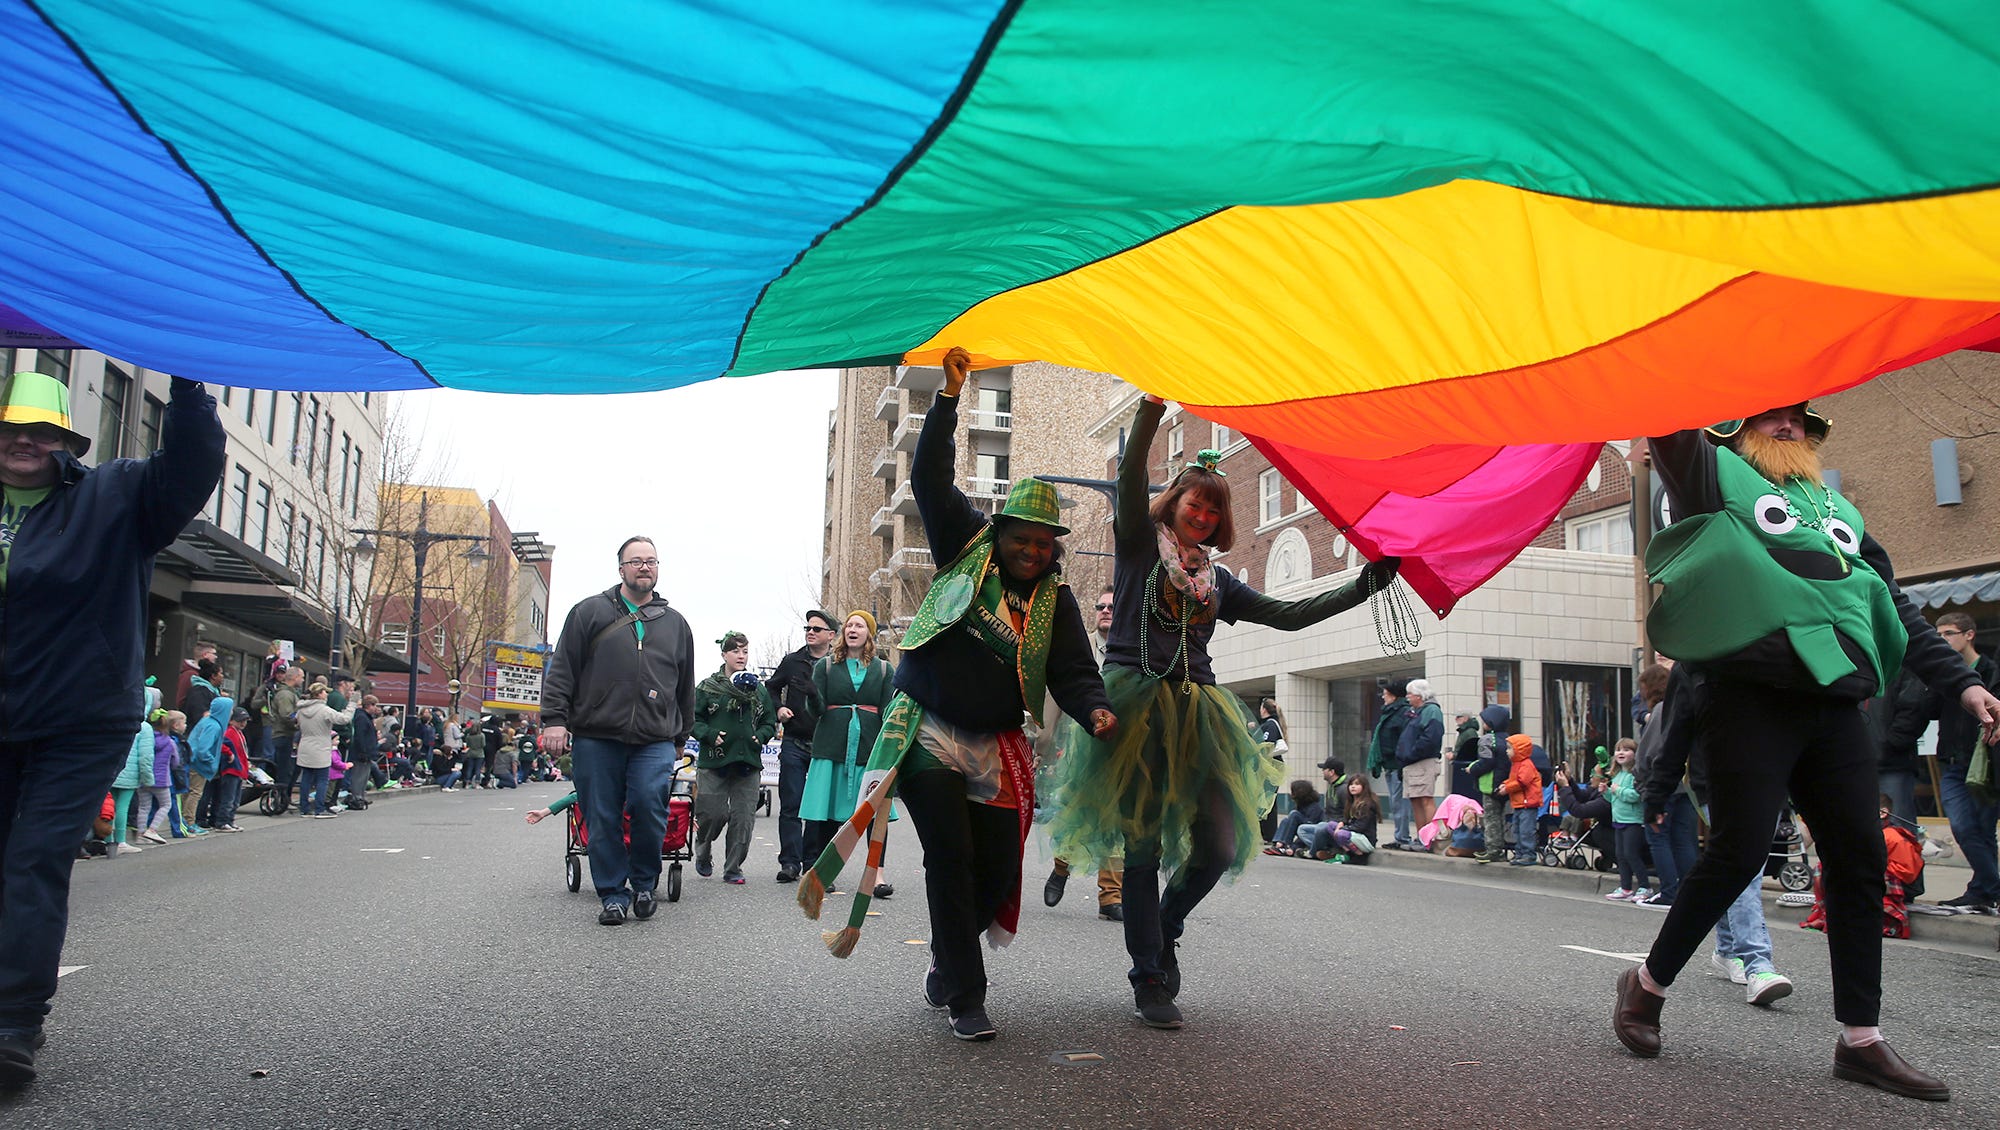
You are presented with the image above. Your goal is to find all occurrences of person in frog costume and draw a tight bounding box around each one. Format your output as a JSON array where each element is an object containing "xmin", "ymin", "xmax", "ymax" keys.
[
  {"xmin": 1613, "ymin": 403, "xmax": 2000, "ymax": 1103},
  {"xmin": 796, "ymin": 347, "xmax": 1114, "ymax": 1044}
]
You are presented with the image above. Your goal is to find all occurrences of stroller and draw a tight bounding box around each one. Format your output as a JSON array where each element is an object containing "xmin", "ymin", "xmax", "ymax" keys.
[
  {"xmin": 240, "ymin": 757, "xmax": 289, "ymax": 816},
  {"xmin": 1766, "ymin": 811, "xmax": 1814, "ymax": 892},
  {"xmin": 563, "ymin": 757, "xmax": 696, "ymax": 902}
]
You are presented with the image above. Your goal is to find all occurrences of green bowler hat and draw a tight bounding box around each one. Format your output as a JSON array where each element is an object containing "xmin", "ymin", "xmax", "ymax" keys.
[
  {"xmin": 1705, "ymin": 402, "xmax": 1830, "ymax": 445},
  {"xmin": 0, "ymin": 370, "xmax": 89, "ymax": 456},
  {"xmin": 996, "ymin": 477, "xmax": 1068, "ymax": 535}
]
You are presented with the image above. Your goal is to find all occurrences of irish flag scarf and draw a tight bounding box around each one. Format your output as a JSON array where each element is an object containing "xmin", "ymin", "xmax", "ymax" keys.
[{"xmin": 798, "ymin": 692, "xmax": 1036, "ymax": 955}]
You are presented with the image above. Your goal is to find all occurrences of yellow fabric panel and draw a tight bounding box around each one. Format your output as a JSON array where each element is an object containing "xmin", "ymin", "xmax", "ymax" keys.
[
  {"xmin": 1555, "ymin": 186, "xmax": 2000, "ymax": 302},
  {"xmin": 909, "ymin": 179, "xmax": 1742, "ymax": 407}
]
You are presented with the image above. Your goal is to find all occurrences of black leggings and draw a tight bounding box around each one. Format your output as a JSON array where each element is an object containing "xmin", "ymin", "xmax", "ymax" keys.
[
  {"xmin": 1642, "ymin": 679, "xmax": 1886, "ymax": 1024},
  {"xmin": 898, "ymin": 767, "xmax": 1020, "ymax": 1016}
]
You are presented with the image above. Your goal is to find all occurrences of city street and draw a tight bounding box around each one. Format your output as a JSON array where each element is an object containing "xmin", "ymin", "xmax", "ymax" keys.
[{"xmin": 7, "ymin": 785, "xmax": 1996, "ymax": 1130}]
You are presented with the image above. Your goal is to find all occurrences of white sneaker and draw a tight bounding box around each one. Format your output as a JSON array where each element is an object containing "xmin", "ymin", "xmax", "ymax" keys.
[
  {"xmin": 139, "ymin": 829, "xmax": 168, "ymax": 845},
  {"xmin": 1745, "ymin": 971, "xmax": 1793, "ymax": 1006},
  {"xmin": 1629, "ymin": 887, "xmax": 1651, "ymax": 903},
  {"xmin": 116, "ymin": 842, "xmax": 144, "ymax": 855},
  {"xmin": 1710, "ymin": 952, "xmax": 1748, "ymax": 984},
  {"xmin": 1606, "ymin": 889, "xmax": 1635, "ymax": 901}
]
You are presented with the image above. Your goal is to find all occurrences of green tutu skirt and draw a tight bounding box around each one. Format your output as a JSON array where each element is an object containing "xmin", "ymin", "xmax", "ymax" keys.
[{"xmin": 1049, "ymin": 664, "xmax": 1282, "ymax": 877}]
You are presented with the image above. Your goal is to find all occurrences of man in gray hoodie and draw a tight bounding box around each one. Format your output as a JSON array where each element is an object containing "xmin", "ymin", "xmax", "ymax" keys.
[{"xmin": 540, "ymin": 537, "xmax": 696, "ymax": 926}]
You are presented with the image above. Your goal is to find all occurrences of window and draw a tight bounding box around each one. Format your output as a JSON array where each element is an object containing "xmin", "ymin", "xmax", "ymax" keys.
[
  {"xmin": 972, "ymin": 452, "xmax": 1010, "ymax": 496},
  {"xmin": 97, "ymin": 364, "xmax": 132, "ymax": 461},
  {"xmin": 210, "ymin": 460, "xmax": 227, "ymax": 523},
  {"xmin": 314, "ymin": 530, "xmax": 327, "ymax": 595},
  {"xmin": 1566, "ymin": 509, "xmax": 1634, "ymax": 555},
  {"xmin": 277, "ymin": 501, "xmax": 296, "ymax": 567},
  {"xmin": 432, "ymin": 623, "xmax": 448, "ymax": 653},
  {"xmin": 227, "ymin": 465, "xmax": 250, "ymax": 539},
  {"xmin": 1296, "ymin": 489, "xmax": 1316, "ymax": 516},
  {"xmin": 1544, "ymin": 663, "xmax": 1633, "ymax": 777},
  {"xmin": 250, "ymin": 483, "xmax": 271, "ymax": 553},
  {"xmin": 137, "ymin": 393, "xmax": 165, "ymax": 457},
  {"xmin": 303, "ymin": 396, "xmax": 321, "ymax": 471},
  {"xmin": 30, "ymin": 349, "xmax": 71, "ymax": 383},
  {"xmin": 1482, "ymin": 658, "xmax": 1519, "ymax": 710},
  {"xmin": 1211, "ymin": 423, "xmax": 1233, "ymax": 451},
  {"xmin": 260, "ymin": 393, "xmax": 278, "ymax": 443},
  {"xmin": 220, "ymin": 385, "xmax": 233, "ymax": 407},
  {"xmin": 1167, "ymin": 422, "xmax": 1183, "ymax": 464},
  {"xmin": 288, "ymin": 394, "xmax": 304, "ymax": 464},
  {"xmin": 381, "ymin": 622, "xmax": 409, "ymax": 652},
  {"xmin": 1259, "ymin": 467, "xmax": 1284, "ymax": 524},
  {"xmin": 362, "ymin": 391, "xmax": 371, "ymax": 408},
  {"xmin": 338, "ymin": 433, "xmax": 351, "ymax": 509},
  {"xmin": 350, "ymin": 448, "xmax": 365, "ymax": 516},
  {"xmin": 321, "ymin": 416, "xmax": 335, "ymax": 489},
  {"xmin": 297, "ymin": 516, "xmax": 313, "ymax": 583},
  {"xmin": 241, "ymin": 387, "xmax": 257, "ymax": 426}
]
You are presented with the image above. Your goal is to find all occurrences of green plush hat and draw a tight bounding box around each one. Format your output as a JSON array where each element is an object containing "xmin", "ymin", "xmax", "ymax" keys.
[
  {"xmin": 996, "ymin": 477, "xmax": 1068, "ymax": 535},
  {"xmin": 0, "ymin": 371, "xmax": 89, "ymax": 456},
  {"xmin": 1705, "ymin": 403, "xmax": 1830, "ymax": 445}
]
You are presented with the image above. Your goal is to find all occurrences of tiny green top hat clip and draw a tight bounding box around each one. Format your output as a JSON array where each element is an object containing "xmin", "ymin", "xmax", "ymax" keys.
[
  {"xmin": 717, "ymin": 630, "xmax": 748, "ymax": 650},
  {"xmin": 1188, "ymin": 449, "xmax": 1226, "ymax": 475},
  {"xmin": 996, "ymin": 477, "xmax": 1069, "ymax": 535}
]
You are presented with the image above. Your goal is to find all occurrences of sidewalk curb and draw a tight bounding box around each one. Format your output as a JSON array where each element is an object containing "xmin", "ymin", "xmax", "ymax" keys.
[{"xmin": 1351, "ymin": 844, "xmax": 2000, "ymax": 950}]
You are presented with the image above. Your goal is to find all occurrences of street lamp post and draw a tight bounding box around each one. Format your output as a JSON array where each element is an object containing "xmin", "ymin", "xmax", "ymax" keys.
[{"xmin": 351, "ymin": 492, "xmax": 490, "ymax": 727}]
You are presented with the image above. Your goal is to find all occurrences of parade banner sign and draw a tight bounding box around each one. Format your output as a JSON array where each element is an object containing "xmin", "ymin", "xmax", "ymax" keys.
[{"xmin": 482, "ymin": 642, "xmax": 545, "ymax": 714}]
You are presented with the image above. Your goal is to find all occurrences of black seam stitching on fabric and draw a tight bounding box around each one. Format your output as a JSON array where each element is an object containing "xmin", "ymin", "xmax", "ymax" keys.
[
  {"xmin": 23, "ymin": 0, "xmax": 441, "ymax": 390},
  {"xmin": 723, "ymin": 0, "xmax": 1026, "ymax": 377},
  {"xmin": 1531, "ymin": 177, "xmax": 2000, "ymax": 214}
]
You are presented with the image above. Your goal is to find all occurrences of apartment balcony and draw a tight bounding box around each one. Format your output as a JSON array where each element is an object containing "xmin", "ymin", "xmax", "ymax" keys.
[
  {"xmin": 890, "ymin": 479, "xmax": 918, "ymax": 517},
  {"xmin": 891, "ymin": 412, "xmax": 926, "ymax": 453},
  {"xmin": 966, "ymin": 476, "xmax": 1009, "ymax": 500},
  {"xmin": 967, "ymin": 409, "xmax": 1012, "ymax": 434},
  {"xmin": 868, "ymin": 567, "xmax": 893, "ymax": 591},
  {"xmin": 870, "ymin": 506, "xmax": 894, "ymax": 538},
  {"xmin": 893, "ymin": 365, "xmax": 944, "ymax": 393},
  {"xmin": 871, "ymin": 445, "xmax": 896, "ymax": 480},
  {"xmin": 891, "ymin": 545, "xmax": 933, "ymax": 576},
  {"xmin": 873, "ymin": 385, "xmax": 900, "ymax": 423}
]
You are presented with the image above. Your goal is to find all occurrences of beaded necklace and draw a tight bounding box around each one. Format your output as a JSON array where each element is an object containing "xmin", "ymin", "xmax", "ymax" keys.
[
  {"xmin": 1777, "ymin": 476, "xmax": 1854, "ymax": 574},
  {"xmin": 1137, "ymin": 559, "xmax": 1198, "ymax": 694}
]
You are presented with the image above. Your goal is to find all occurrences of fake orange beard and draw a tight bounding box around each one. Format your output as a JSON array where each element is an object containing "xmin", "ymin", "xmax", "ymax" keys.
[{"xmin": 1736, "ymin": 428, "xmax": 1825, "ymax": 486}]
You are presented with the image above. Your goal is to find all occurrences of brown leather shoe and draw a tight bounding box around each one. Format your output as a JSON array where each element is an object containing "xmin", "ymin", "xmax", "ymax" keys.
[
  {"xmin": 1613, "ymin": 965, "xmax": 1663, "ymax": 1057},
  {"xmin": 1444, "ymin": 846, "xmax": 1476, "ymax": 858},
  {"xmin": 1833, "ymin": 1039, "xmax": 1949, "ymax": 1102}
]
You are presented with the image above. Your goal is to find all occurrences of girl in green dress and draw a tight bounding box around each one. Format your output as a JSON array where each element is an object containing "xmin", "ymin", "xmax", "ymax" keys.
[{"xmin": 799, "ymin": 611, "xmax": 896, "ymax": 880}]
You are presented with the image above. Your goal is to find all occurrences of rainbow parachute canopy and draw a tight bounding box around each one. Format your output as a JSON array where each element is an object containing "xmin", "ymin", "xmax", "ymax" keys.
[{"xmin": 5, "ymin": 1, "xmax": 1998, "ymax": 610}]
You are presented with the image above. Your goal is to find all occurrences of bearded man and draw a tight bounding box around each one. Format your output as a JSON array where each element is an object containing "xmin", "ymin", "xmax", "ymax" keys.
[{"xmin": 1612, "ymin": 403, "xmax": 2000, "ymax": 1102}]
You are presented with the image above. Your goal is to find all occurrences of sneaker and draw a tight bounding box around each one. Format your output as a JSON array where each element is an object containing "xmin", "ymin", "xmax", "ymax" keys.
[
  {"xmin": 776, "ymin": 868, "xmax": 799, "ymax": 884},
  {"xmin": 220, "ymin": 825, "xmax": 242, "ymax": 833},
  {"xmin": 1637, "ymin": 892, "xmax": 1672, "ymax": 908},
  {"xmin": 1158, "ymin": 940, "xmax": 1182, "ymax": 999},
  {"xmin": 115, "ymin": 842, "xmax": 143, "ymax": 855},
  {"xmin": 140, "ymin": 829, "xmax": 167, "ymax": 845},
  {"xmin": 633, "ymin": 888, "xmax": 657, "ymax": 919},
  {"xmin": 1133, "ymin": 980, "xmax": 1184, "ymax": 1029},
  {"xmin": 321, "ymin": 811, "xmax": 339, "ymax": 818},
  {"xmin": 949, "ymin": 1009, "xmax": 997, "ymax": 1042},
  {"xmin": 1746, "ymin": 971, "xmax": 1793, "ymax": 1007},
  {"xmin": 724, "ymin": 873, "xmax": 746, "ymax": 885},
  {"xmin": 1710, "ymin": 953, "xmax": 1748, "ymax": 984},
  {"xmin": 1630, "ymin": 887, "xmax": 1651, "ymax": 903},
  {"xmin": 923, "ymin": 964, "xmax": 947, "ymax": 1010},
  {"xmin": 598, "ymin": 902, "xmax": 628, "ymax": 926},
  {"xmin": 1605, "ymin": 889, "xmax": 1635, "ymax": 902},
  {"xmin": 695, "ymin": 857, "xmax": 713, "ymax": 878}
]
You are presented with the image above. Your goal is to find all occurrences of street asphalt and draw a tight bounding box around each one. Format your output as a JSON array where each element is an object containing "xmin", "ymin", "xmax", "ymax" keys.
[{"xmin": 5, "ymin": 784, "xmax": 1995, "ymax": 1129}]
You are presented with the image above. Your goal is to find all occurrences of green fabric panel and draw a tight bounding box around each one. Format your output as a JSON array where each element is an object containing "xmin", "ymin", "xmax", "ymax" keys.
[{"xmin": 731, "ymin": 0, "xmax": 2000, "ymax": 375}]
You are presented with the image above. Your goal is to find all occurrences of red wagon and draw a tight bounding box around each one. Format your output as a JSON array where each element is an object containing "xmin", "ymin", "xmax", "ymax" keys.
[{"xmin": 563, "ymin": 771, "xmax": 695, "ymax": 903}]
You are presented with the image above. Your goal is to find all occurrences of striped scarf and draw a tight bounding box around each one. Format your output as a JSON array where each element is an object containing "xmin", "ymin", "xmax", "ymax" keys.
[{"xmin": 798, "ymin": 692, "xmax": 1035, "ymax": 956}]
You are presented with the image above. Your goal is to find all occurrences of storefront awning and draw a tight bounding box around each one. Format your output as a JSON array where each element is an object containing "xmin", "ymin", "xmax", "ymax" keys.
[{"xmin": 1900, "ymin": 569, "xmax": 2000, "ymax": 610}]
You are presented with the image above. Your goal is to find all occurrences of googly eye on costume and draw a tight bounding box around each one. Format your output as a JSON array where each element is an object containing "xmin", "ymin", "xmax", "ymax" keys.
[
  {"xmin": 1822, "ymin": 517, "xmax": 1859, "ymax": 552},
  {"xmin": 1752, "ymin": 494, "xmax": 1797, "ymax": 535}
]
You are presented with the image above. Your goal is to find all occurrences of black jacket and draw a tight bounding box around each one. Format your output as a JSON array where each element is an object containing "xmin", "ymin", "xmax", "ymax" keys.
[
  {"xmin": 768, "ymin": 644, "xmax": 827, "ymax": 742},
  {"xmin": 0, "ymin": 377, "xmax": 225, "ymax": 740},
  {"xmin": 1920, "ymin": 652, "xmax": 2000, "ymax": 765},
  {"xmin": 541, "ymin": 586, "xmax": 698, "ymax": 745},
  {"xmin": 894, "ymin": 393, "xmax": 1109, "ymax": 733},
  {"xmin": 1866, "ymin": 667, "xmax": 1930, "ymax": 775},
  {"xmin": 1638, "ymin": 665, "xmax": 1708, "ymax": 813},
  {"xmin": 348, "ymin": 711, "xmax": 381, "ymax": 762}
]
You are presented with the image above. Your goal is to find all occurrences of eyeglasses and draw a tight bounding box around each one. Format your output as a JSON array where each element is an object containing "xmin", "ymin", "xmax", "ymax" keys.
[
  {"xmin": 1937, "ymin": 628, "xmax": 1965, "ymax": 638},
  {"xmin": 620, "ymin": 558, "xmax": 659, "ymax": 569},
  {"xmin": 0, "ymin": 423, "xmax": 68, "ymax": 446},
  {"xmin": 803, "ymin": 624, "xmax": 833, "ymax": 633},
  {"xmin": 1094, "ymin": 602, "xmax": 1114, "ymax": 611}
]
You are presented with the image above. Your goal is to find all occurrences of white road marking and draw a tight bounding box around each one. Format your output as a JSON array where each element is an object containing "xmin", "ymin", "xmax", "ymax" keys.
[
  {"xmin": 359, "ymin": 848, "xmax": 406, "ymax": 854},
  {"xmin": 57, "ymin": 966, "xmax": 86, "ymax": 978},
  {"xmin": 1561, "ymin": 945, "xmax": 1647, "ymax": 962}
]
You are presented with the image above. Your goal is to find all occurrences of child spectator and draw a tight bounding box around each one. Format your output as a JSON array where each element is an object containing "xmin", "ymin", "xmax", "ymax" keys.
[
  {"xmin": 188, "ymin": 694, "xmax": 231, "ymax": 829},
  {"xmin": 1605, "ymin": 739, "xmax": 1653, "ymax": 901},
  {"xmin": 1266, "ymin": 780, "xmax": 1324, "ymax": 855},
  {"xmin": 1311, "ymin": 776, "xmax": 1382, "ymax": 863},
  {"xmin": 136, "ymin": 710, "xmax": 186, "ymax": 844},
  {"xmin": 525, "ymin": 791, "xmax": 579, "ymax": 825},
  {"xmin": 111, "ymin": 689, "xmax": 159, "ymax": 855},
  {"xmin": 1497, "ymin": 733, "xmax": 1544, "ymax": 866},
  {"xmin": 207, "ymin": 707, "xmax": 251, "ymax": 832}
]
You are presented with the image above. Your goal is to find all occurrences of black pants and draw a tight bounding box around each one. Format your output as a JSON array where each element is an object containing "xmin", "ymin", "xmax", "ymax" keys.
[
  {"xmin": 898, "ymin": 766, "xmax": 1019, "ymax": 1016},
  {"xmin": 1642, "ymin": 679, "xmax": 1886, "ymax": 1024}
]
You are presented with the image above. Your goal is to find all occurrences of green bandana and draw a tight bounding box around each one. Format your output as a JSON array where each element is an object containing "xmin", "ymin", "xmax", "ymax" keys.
[{"xmin": 900, "ymin": 526, "xmax": 1064, "ymax": 727}]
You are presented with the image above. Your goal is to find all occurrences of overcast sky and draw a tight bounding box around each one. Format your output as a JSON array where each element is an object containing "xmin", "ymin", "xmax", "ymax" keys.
[{"xmin": 389, "ymin": 369, "xmax": 839, "ymax": 673}]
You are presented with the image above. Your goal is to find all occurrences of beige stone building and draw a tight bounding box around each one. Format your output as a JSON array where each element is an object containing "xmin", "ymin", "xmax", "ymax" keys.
[{"xmin": 821, "ymin": 362, "xmax": 1122, "ymax": 643}]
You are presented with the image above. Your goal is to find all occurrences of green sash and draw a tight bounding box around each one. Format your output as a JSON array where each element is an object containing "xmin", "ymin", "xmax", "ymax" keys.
[{"xmin": 900, "ymin": 527, "xmax": 1064, "ymax": 728}]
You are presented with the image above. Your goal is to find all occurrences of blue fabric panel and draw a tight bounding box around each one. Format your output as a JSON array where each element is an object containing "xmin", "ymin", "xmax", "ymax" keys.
[
  {"xmin": 27, "ymin": 0, "xmax": 1006, "ymax": 392},
  {"xmin": 0, "ymin": 0, "xmax": 427, "ymax": 389}
]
